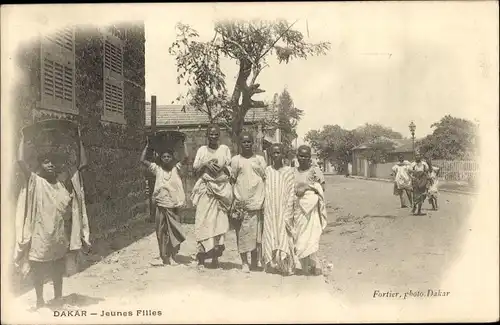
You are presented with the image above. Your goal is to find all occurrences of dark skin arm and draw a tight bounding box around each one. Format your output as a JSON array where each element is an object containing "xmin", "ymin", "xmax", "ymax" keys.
[
  {"xmin": 197, "ymin": 159, "xmax": 219, "ymax": 176},
  {"xmin": 140, "ymin": 138, "xmax": 152, "ymax": 168}
]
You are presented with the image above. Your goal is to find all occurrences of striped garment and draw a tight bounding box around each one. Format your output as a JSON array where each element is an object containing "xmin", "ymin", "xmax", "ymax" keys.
[{"xmin": 262, "ymin": 165, "xmax": 296, "ymax": 274}]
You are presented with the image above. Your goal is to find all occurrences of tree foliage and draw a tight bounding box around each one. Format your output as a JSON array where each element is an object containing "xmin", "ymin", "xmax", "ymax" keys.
[
  {"xmin": 168, "ymin": 20, "xmax": 330, "ymax": 146},
  {"xmin": 305, "ymin": 123, "xmax": 403, "ymax": 166},
  {"xmin": 269, "ymin": 89, "xmax": 304, "ymax": 155},
  {"xmin": 417, "ymin": 115, "xmax": 479, "ymax": 160}
]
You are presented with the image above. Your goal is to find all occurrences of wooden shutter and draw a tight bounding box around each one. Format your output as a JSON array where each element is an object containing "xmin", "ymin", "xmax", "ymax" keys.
[
  {"xmin": 104, "ymin": 79, "xmax": 124, "ymax": 114},
  {"xmin": 104, "ymin": 39, "xmax": 123, "ymax": 75},
  {"xmin": 103, "ymin": 32, "xmax": 125, "ymax": 123},
  {"xmin": 40, "ymin": 27, "xmax": 76, "ymax": 113},
  {"xmin": 46, "ymin": 27, "xmax": 73, "ymax": 52}
]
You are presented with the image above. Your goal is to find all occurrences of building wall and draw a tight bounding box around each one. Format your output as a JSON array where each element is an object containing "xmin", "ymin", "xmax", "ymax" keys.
[{"xmin": 12, "ymin": 23, "xmax": 147, "ymax": 237}]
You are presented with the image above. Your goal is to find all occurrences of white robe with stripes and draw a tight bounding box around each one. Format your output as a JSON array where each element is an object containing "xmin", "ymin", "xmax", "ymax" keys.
[{"xmin": 262, "ymin": 165, "xmax": 296, "ymax": 272}]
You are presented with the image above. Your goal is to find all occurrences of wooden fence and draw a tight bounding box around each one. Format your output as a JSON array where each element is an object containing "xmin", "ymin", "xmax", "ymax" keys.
[
  {"xmin": 431, "ymin": 160, "xmax": 479, "ymax": 182},
  {"xmin": 369, "ymin": 159, "xmax": 479, "ymax": 183}
]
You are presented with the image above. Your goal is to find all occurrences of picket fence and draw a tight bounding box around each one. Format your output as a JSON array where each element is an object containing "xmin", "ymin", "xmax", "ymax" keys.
[
  {"xmin": 432, "ymin": 160, "xmax": 479, "ymax": 182},
  {"xmin": 370, "ymin": 159, "xmax": 479, "ymax": 183}
]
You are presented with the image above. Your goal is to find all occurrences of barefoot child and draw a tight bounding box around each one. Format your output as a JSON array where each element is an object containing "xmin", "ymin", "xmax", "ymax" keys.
[
  {"xmin": 293, "ymin": 145, "xmax": 328, "ymax": 276},
  {"xmin": 427, "ymin": 160, "xmax": 440, "ymax": 211},
  {"xmin": 14, "ymin": 125, "xmax": 90, "ymax": 310},
  {"xmin": 140, "ymin": 137, "xmax": 187, "ymax": 266},
  {"xmin": 230, "ymin": 132, "xmax": 267, "ymax": 272}
]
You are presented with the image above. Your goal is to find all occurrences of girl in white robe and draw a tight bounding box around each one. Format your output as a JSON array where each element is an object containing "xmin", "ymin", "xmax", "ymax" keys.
[{"xmin": 190, "ymin": 125, "xmax": 232, "ymax": 269}]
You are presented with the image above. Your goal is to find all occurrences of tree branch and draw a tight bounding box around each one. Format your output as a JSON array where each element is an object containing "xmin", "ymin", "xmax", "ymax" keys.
[
  {"xmin": 223, "ymin": 38, "xmax": 258, "ymax": 67},
  {"xmin": 258, "ymin": 19, "xmax": 299, "ymax": 61}
]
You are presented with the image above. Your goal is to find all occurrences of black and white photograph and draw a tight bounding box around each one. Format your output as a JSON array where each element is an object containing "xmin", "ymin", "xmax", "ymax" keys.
[{"xmin": 1, "ymin": 2, "xmax": 498, "ymax": 324}]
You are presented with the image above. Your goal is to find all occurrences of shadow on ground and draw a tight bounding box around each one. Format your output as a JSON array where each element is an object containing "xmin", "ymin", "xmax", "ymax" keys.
[
  {"xmin": 46, "ymin": 293, "xmax": 105, "ymax": 309},
  {"xmin": 11, "ymin": 204, "xmax": 173, "ymax": 297}
]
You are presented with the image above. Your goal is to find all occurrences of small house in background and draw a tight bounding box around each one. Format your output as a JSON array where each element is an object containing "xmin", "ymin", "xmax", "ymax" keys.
[
  {"xmin": 145, "ymin": 103, "xmax": 277, "ymax": 160},
  {"xmin": 352, "ymin": 137, "xmax": 415, "ymax": 178}
]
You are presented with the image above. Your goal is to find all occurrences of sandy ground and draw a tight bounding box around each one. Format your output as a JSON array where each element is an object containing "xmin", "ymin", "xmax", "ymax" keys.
[
  {"xmin": 5, "ymin": 176, "xmax": 476, "ymax": 324},
  {"xmin": 319, "ymin": 176, "xmax": 475, "ymax": 303}
]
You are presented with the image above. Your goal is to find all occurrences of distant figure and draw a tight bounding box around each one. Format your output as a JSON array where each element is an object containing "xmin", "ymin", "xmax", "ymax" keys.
[
  {"xmin": 230, "ymin": 132, "xmax": 267, "ymax": 273},
  {"xmin": 293, "ymin": 145, "xmax": 327, "ymax": 276},
  {"xmin": 140, "ymin": 138, "xmax": 187, "ymax": 266},
  {"xmin": 409, "ymin": 153, "xmax": 430, "ymax": 215},
  {"xmin": 392, "ymin": 155, "xmax": 413, "ymax": 208},
  {"xmin": 262, "ymin": 143, "xmax": 296, "ymax": 276},
  {"xmin": 427, "ymin": 160, "xmax": 440, "ymax": 211}
]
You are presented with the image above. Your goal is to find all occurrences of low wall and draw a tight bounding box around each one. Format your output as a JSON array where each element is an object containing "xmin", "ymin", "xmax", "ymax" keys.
[{"xmin": 371, "ymin": 162, "xmax": 394, "ymax": 179}]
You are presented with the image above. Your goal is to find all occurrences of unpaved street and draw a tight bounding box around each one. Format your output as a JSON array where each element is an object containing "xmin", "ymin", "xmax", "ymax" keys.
[
  {"xmin": 319, "ymin": 176, "xmax": 474, "ymax": 303},
  {"xmin": 8, "ymin": 176, "xmax": 475, "ymax": 323}
]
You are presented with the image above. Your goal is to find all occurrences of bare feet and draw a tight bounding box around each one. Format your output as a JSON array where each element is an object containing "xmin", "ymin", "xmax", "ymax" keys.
[
  {"xmin": 169, "ymin": 256, "xmax": 179, "ymax": 266},
  {"xmin": 210, "ymin": 258, "xmax": 219, "ymax": 269},
  {"xmin": 150, "ymin": 257, "xmax": 167, "ymax": 267},
  {"xmin": 36, "ymin": 299, "xmax": 45, "ymax": 309},
  {"xmin": 242, "ymin": 264, "xmax": 250, "ymax": 273}
]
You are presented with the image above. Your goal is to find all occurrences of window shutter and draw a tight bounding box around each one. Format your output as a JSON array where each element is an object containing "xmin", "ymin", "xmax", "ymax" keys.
[
  {"xmin": 104, "ymin": 40, "xmax": 123, "ymax": 75},
  {"xmin": 103, "ymin": 32, "xmax": 125, "ymax": 123},
  {"xmin": 104, "ymin": 80, "xmax": 124, "ymax": 114},
  {"xmin": 46, "ymin": 27, "xmax": 74, "ymax": 52},
  {"xmin": 40, "ymin": 26, "xmax": 76, "ymax": 113}
]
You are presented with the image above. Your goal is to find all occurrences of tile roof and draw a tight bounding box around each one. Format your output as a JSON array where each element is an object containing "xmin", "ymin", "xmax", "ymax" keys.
[{"xmin": 145, "ymin": 104, "xmax": 275, "ymax": 127}]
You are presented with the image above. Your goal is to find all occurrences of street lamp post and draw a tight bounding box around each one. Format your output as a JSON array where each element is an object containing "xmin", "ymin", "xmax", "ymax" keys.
[{"xmin": 409, "ymin": 121, "xmax": 416, "ymax": 159}]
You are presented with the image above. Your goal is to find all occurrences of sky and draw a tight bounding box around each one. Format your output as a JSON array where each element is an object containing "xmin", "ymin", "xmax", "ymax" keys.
[
  {"xmin": 2, "ymin": 2, "xmax": 498, "ymax": 142},
  {"xmin": 142, "ymin": 2, "xmax": 498, "ymax": 141}
]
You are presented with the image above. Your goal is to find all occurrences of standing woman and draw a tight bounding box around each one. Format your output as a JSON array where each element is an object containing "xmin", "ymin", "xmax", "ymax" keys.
[
  {"xmin": 391, "ymin": 155, "xmax": 413, "ymax": 208},
  {"xmin": 230, "ymin": 132, "xmax": 267, "ymax": 272},
  {"xmin": 409, "ymin": 153, "xmax": 430, "ymax": 215},
  {"xmin": 262, "ymin": 143, "xmax": 296, "ymax": 276},
  {"xmin": 293, "ymin": 145, "xmax": 327, "ymax": 276},
  {"xmin": 191, "ymin": 124, "xmax": 233, "ymax": 268},
  {"xmin": 140, "ymin": 138, "xmax": 187, "ymax": 266}
]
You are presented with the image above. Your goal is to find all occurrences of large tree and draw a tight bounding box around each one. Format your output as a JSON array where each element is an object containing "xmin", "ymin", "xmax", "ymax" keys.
[
  {"xmin": 352, "ymin": 123, "xmax": 403, "ymax": 142},
  {"xmin": 305, "ymin": 123, "xmax": 403, "ymax": 167},
  {"xmin": 168, "ymin": 20, "xmax": 330, "ymax": 147},
  {"xmin": 417, "ymin": 115, "xmax": 479, "ymax": 160},
  {"xmin": 305, "ymin": 125, "xmax": 352, "ymax": 168}
]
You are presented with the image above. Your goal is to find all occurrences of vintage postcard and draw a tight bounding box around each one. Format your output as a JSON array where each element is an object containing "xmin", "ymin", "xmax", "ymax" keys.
[{"xmin": 1, "ymin": 2, "xmax": 498, "ymax": 324}]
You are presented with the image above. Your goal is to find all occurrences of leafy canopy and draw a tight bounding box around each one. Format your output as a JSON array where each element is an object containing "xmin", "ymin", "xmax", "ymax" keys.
[
  {"xmin": 417, "ymin": 115, "xmax": 479, "ymax": 160},
  {"xmin": 169, "ymin": 20, "xmax": 330, "ymax": 143},
  {"xmin": 305, "ymin": 123, "xmax": 403, "ymax": 165}
]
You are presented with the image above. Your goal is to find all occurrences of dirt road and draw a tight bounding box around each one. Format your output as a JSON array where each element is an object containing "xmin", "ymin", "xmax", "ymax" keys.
[
  {"xmin": 7, "ymin": 175, "xmax": 476, "ymax": 323},
  {"xmin": 319, "ymin": 175, "xmax": 475, "ymax": 303}
]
